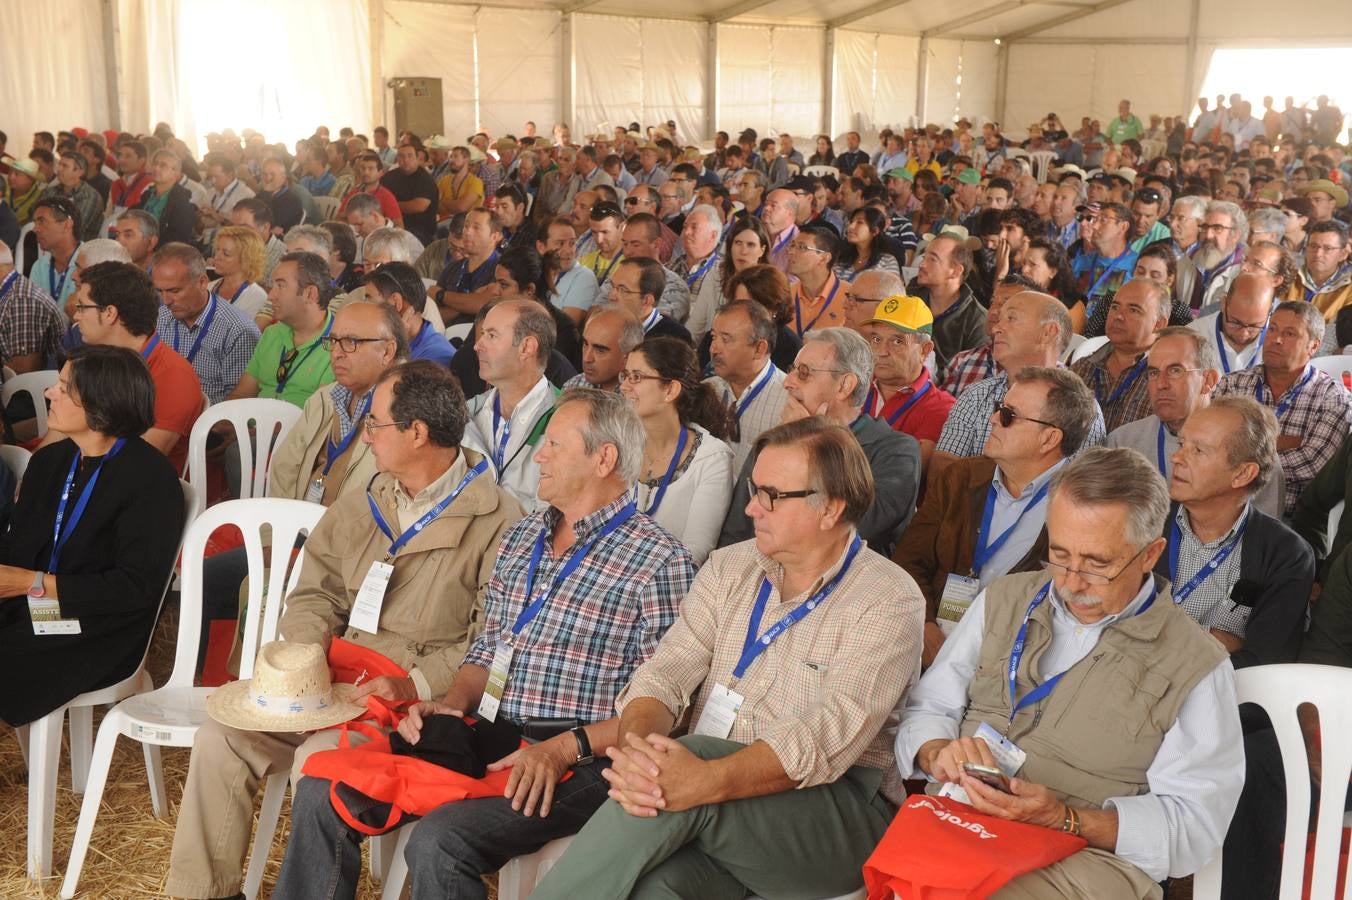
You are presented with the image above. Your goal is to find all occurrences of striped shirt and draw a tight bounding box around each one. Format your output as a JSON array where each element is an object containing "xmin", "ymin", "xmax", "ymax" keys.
[
  {"xmin": 704, "ymin": 362, "xmax": 790, "ymax": 473},
  {"xmin": 936, "ymin": 371, "xmax": 1107, "ymax": 458},
  {"xmin": 939, "ymin": 343, "xmax": 999, "ymax": 398},
  {"xmin": 155, "ymin": 299, "xmax": 261, "ymax": 404},
  {"xmin": 1169, "ymin": 504, "xmax": 1251, "ymax": 636},
  {"xmin": 462, "ymin": 493, "xmax": 696, "ymax": 724}
]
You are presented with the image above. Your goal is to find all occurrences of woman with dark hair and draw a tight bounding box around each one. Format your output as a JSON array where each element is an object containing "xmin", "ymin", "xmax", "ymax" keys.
[
  {"xmin": 719, "ymin": 216, "xmax": 770, "ymax": 287},
  {"xmin": 620, "ymin": 337, "xmax": 734, "ymax": 565},
  {"xmin": 320, "ymin": 221, "xmax": 365, "ymax": 293},
  {"xmin": 492, "ymin": 246, "xmax": 582, "ymax": 369},
  {"xmin": 910, "ymin": 191, "xmax": 950, "ymax": 239},
  {"xmin": 833, "ymin": 207, "xmax": 901, "ymax": 282},
  {"xmin": 1078, "ymin": 240, "xmax": 1194, "ymax": 337},
  {"xmin": 700, "ymin": 264, "xmax": 801, "ymax": 373},
  {"xmin": 807, "ymin": 135, "xmax": 835, "ymax": 167},
  {"xmin": 1021, "ymin": 237, "xmax": 1084, "ymax": 328},
  {"xmin": 0, "ymin": 345, "xmax": 185, "ymax": 725}
]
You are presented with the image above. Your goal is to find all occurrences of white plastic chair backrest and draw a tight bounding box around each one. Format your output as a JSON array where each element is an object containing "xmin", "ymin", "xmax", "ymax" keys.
[
  {"xmin": 0, "ymin": 444, "xmax": 31, "ymax": 485},
  {"xmin": 1061, "ymin": 333, "xmax": 1086, "ymax": 364},
  {"xmin": 445, "ymin": 322, "xmax": 473, "ymax": 346},
  {"xmin": 187, "ymin": 398, "xmax": 303, "ymax": 502},
  {"xmin": 2, "ymin": 365, "xmax": 15, "ymax": 381},
  {"xmin": 313, "ymin": 195, "xmax": 341, "ymax": 221},
  {"xmin": 802, "ymin": 165, "xmax": 840, "ymax": 180},
  {"xmin": 15, "ymin": 222, "xmax": 35, "ymax": 274},
  {"xmin": 1309, "ymin": 354, "xmax": 1352, "ymax": 388},
  {"xmin": 168, "ymin": 497, "xmax": 325, "ymax": 689},
  {"xmin": 1, "ymin": 369, "xmax": 58, "ymax": 437},
  {"xmin": 1069, "ymin": 334, "xmax": 1109, "ymax": 363}
]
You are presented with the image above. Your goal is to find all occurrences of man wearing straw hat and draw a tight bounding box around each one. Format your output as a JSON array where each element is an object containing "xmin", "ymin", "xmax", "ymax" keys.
[{"xmin": 166, "ymin": 360, "xmax": 524, "ymax": 900}]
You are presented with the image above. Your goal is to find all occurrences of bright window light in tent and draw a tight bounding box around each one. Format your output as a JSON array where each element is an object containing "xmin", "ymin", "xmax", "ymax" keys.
[{"xmin": 1194, "ymin": 47, "xmax": 1352, "ymax": 143}]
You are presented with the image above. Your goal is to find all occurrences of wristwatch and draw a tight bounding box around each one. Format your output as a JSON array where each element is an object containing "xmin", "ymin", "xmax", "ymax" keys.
[{"xmin": 570, "ymin": 725, "xmax": 594, "ymax": 766}]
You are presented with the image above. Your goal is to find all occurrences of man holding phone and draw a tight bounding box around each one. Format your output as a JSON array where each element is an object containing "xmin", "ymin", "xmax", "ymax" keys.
[{"xmin": 895, "ymin": 447, "xmax": 1244, "ymax": 898}]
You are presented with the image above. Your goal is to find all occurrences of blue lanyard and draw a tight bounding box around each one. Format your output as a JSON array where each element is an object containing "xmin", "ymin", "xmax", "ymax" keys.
[
  {"xmin": 885, "ymin": 379, "xmax": 932, "ymax": 426},
  {"xmin": 591, "ymin": 251, "xmax": 621, "ymax": 283},
  {"xmin": 514, "ymin": 501, "xmax": 637, "ymax": 636},
  {"xmin": 794, "ymin": 278, "xmax": 840, "ymax": 337},
  {"xmin": 772, "ymin": 226, "xmax": 795, "ymax": 257},
  {"xmin": 1168, "ymin": 511, "xmax": 1249, "ymax": 605},
  {"xmin": 213, "ymin": 180, "xmax": 239, "ymax": 211},
  {"xmin": 1198, "ymin": 247, "xmax": 1241, "ymax": 294},
  {"xmin": 1092, "ymin": 354, "xmax": 1148, "ymax": 407},
  {"xmin": 1259, "ymin": 365, "xmax": 1315, "ymax": 419},
  {"xmin": 734, "ymin": 535, "xmax": 863, "ymax": 680},
  {"xmin": 214, "ymin": 280, "xmax": 251, "ymax": 305},
  {"xmin": 642, "ymin": 308, "xmax": 661, "ymax": 333},
  {"xmin": 863, "ymin": 383, "xmax": 879, "ymax": 415},
  {"xmin": 971, "ymin": 480, "xmax": 1051, "ymax": 577},
  {"xmin": 324, "ymin": 392, "xmax": 373, "ymax": 476},
  {"xmin": 491, "ymin": 393, "xmax": 513, "ymax": 472},
  {"xmin": 1156, "ymin": 422, "xmax": 1169, "ymax": 474},
  {"xmin": 685, "ymin": 253, "xmax": 717, "ymax": 289},
  {"xmin": 644, "ymin": 427, "xmax": 688, "ymax": 516},
  {"xmin": 47, "ymin": 244, "xmax": 80, "ymax": 300},
  {"xmin": 48, "ymin": 438, "xmax": 127, "ymax": 571},
  {"xmin": 277, "ymin": 316, "xmax": 333, "ymax": 393},
  {"xmin": 172, "ymin": 296, "xmax": 218, "ymax": 364},
  {"xmin": 1083, "ymin": 248, "xmax": 1130, "ymax": 313},
  {"xmin": 140, "ymin": 334, "xmax": 160, "ymax": 360},
  {"xmin": 727, "ymin": 364, "xmax": 774, "ymax": 420},
  {"xmin": 1007, "ymin": 580, "xmax": 1157, "ymax": 726},
  {"xmin": 1214, "ymin": 313, "xmax": 1265, "ymax": 375},
  {"xmin": 366, "ymin": 458, "xmax": 488, "ymax": 557}
]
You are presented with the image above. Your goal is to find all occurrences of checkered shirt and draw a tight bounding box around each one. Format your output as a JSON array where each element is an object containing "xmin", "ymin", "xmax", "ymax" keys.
[
  {"xmin": 1069, "ymin": 343, "xmax": 1154, "ymax": 434},
  {"xmin": 935, "ymin": 371, "xmax": 1107, "ymax": 458},
  {"xmin": 155, "ymin": 300, "xmax": 260, "ymax": 404},
  {"xmin": 462, "ymin": 493, "xmax": 696, "ymax": 724},
  {"xmin": 1213, "ymin": 365, "xmax": 1352, "ymax": 517},
  {"xmin": 939, "ymin": 343, "xmax": 998, "ymax": 397},
  {"xmin": 1170, "ymin": 504, "xmax": 1251, "ymax": 637},
  {"xmin": 0, "ymin": 273, "xmax": 63, "ymax": 367}
]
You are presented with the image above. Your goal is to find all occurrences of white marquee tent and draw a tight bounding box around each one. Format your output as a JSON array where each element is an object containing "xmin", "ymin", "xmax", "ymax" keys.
[{"xmin": 6, "ymin": 0, "xmax": 1352, "ymax": 154}]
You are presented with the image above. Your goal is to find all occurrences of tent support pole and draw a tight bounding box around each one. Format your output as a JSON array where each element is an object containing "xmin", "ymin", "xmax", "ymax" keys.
[
  {"xmin": 562, "ymin": 13, "xmax": 576, "ymax": 131},
  {"xmin": 995, "ymin": 40, "xmax": 1009, "ymax": 126},
  {"xmin": 823, "ymin": 27, "xmax": 836, "ymax": 137},
  {"xmin": 102, "ymin": 0, "xmax": 122, "ymax": 131},
  {"xmin": 707, "ymin": 23, "xmax": 719, "ymax": 141},
  {"xmin": 915, "ymin": 35, "xmax": 929, "ymax": 127},
  {"xmin": 370, "ymin": 0, "xmax": 385, "ymax": 129},
  {"xmin": 1182, "ymin": 0, "xmax": 1200, "ymax": 115}
]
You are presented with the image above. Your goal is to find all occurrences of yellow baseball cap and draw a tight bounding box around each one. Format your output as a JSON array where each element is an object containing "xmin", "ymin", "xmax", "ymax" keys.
[{"xmin": 864, "ymin": 295, "xmax": 934, "ymax": 335}]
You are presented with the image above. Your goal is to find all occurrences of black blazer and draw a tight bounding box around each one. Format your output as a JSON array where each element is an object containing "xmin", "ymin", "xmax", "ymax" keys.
[
  {"xmin": 1154, "ymin": 503, "xmax": 1314, "ymax": 669},
  {"xmin": 139, "ymin": 183, "xmax": 197, "ymax": 246},
  {"xmin": 0, "ymin": 438, "xmax": 184, "ymax": 725}
]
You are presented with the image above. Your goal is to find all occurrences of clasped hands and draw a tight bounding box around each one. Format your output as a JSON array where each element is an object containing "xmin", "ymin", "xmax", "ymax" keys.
[
  {"xmin": 921, "ymin": 736, "xmax": 1066, "ymax": 830},
  {"xmin": 603, "ymin": 732, "xmax": 716, "ymax": 817}
]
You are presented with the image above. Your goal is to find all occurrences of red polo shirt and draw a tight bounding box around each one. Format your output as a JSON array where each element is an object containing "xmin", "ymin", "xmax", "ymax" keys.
[{"xmin": 874, "ymin": 368, "xmax": 955, "ymax": 443}]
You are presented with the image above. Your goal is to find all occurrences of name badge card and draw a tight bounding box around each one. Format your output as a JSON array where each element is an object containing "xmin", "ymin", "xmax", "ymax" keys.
[
  {"xmin": 28, "ymin": 597, "xmax": 81, "ymax": 635},
  {"xmin": 938, "ymin": 722, "xmax": 1027, "ymax": 804},
  {"xmin": 692, "ymin": 683, "xmax": 744, "ymax": 739},
  {"xmin": 937, "ymin": 574, "xmax": 981, "ymax": 635},
  {"xmin": 476, "ymin": 644, "xmax": 514, "ymax": 722},
  {"xmin": 349, "ymin": 560, "xmax": 394, "ymax": 634},
  {"xmin": 305, "ymin": 477, "xmax": 325, "ymax": 505}
]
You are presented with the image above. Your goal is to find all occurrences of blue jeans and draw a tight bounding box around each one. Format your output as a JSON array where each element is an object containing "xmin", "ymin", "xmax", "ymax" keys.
[{"xmin": 273, "ymin": 761, "xmax": 611, "ymax": 900}]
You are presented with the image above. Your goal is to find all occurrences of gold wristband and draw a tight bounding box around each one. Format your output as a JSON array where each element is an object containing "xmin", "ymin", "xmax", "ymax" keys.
[{"xmin": 1061, "ymin": 804, "xmax": 1081, "ymax": 836}]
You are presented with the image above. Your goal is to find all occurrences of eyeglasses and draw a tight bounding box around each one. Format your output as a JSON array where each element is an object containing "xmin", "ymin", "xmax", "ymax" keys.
[
  {"xmin": 363, "ymin": 418, "xmax": 409, "ymax": 433},
  {"xmin": 1042, "ymin": 543, "xmax": 1149, "ymax": 586},
  {"xmin": 609, "ymin": 283, "xmax": 642, "ymax": 297},
  {"xmin": 71, "ymin": 302, "xmax": 101, "ymax": 313},
  {"xmin": 1145, "ymin": 364, "xmax": 1202, "ymax": 382},
  {"xmin": 1306, "ymin": 242, "xmax": 1345, "ymax": 255},
  {"xmin": 1241, "ymin": 258, "xmax": 1279, "ymax": 276},
  {"xmin": 1200, "ymin": 223, "xmax": 1235, "ymax": 233},
  {"xmin": 623, "ymin": 197, "xmax": 643, "ymax": 205},
  {"xmin": 790, "ymin": 363, "xmax": 847, "ymax": 380},
  {"xmin": 323, "ymin": 335, "xmax": 390, "ymax": 352},
  {"xmin": 618, "ymin": 369, "xmax": 667, "ymax": 385},
  {"xmin": 1222, "ymin": 311, "xmax": 1269, "ymax": 333},
  {"xmin": 993, "ymin": 402, "xmax": 1058, "ymax": 430},
  {"xmin": 788, "ymin": 242, "xmax": 828, "ymax": 254},
  {"xmin": 747, "ymin": 477, "xmax": 818, "ymax": 512}
]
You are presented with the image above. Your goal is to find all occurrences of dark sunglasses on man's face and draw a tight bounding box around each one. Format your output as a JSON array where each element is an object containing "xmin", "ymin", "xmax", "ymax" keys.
[{"xmin": 993, "ymin": 401, "xmax": 1058, "ymax": 430}]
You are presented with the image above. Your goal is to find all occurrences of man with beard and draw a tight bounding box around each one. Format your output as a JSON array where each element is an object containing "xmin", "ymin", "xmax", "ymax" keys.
[
  {"xmin": 435, "ymin": 146, "xmax": 485, "ymax": 220},
  {"xmin": 1192, "ymin": 201, "xmax": 1248, "ymax": 311}
]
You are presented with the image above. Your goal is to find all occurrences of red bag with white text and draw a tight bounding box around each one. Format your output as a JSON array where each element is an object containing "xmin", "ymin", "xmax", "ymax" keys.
[{"xmin": 863, "ymin": 795, "xmax": 1087, "ymax": 900}]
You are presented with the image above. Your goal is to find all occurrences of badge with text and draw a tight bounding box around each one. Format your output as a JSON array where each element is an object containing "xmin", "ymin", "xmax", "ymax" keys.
[
  {"xmin": 28, "ymin": 597, "xmax": 81, "ymax": 635},
  {"xmin": 476, "ymin": 644, "xmax": 515, "ymax": 723},
  {"xmin": 693, "ymin": 683, "xmax": 745, "ymax": 739},
  {"xmin": 936, "ymin": 574, "xmax": 981, "ymax": 635},
  {"xmin": 305, "ymin": 477, "xmax": 325, "ymax": 505},
  {"xmin": 349, "ymin": 560, "xmax": 394, "ymax": 634}
]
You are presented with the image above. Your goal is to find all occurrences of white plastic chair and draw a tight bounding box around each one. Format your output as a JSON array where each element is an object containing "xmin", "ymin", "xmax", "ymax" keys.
[
  {"xmin": 15, "ymin": 221, "xmax": 35, "ymax": 274},
  {"xmin": 313, "ymin": 195, "xmax": 341, "ymax": 221},
  {"xmin": 1193, "ymin": 664, "xmax": 1352, "ymax": 900},
  {"xmin": 2, "ymin": 369, "xmax": 58, "ymax": 438},
  {"xmin": 187, "ymin": 398, "xmax": 303, "ymax": 502},
  {"xmin": 0, "ymin": 443, "xmax": 31, "ymax": 484},
  {"xmin": 493, "ymin": 835, "xmax": 865, "ymax": 900},
  {"xmin": 445, "ymin": 322, "xmax": 473, "ymax": 347},
  {"xmin": 2, "ymin": 364, "xmax": 16, "ymax": 381},
  {"xmin": 1069, "ymin": 334, "xmax": 1109, "ymax": 363},
  {"xmin": 1310, "ymin": 354, "xmax": 1352, "ymax": 389},
  {"xmin": 59, "ymin": 497, "xmax": 325, "ymax": 899},
  {"xmin": 802, "ymin": 165, "xmax": 840, "ymax": 180},
  {"xmin": 24, "ymin": 478, "xmax": 201, "ymax": 879},
  {"xmin": 1028, "ymin": 150, "xmax": 1058, "ymax": 183}
]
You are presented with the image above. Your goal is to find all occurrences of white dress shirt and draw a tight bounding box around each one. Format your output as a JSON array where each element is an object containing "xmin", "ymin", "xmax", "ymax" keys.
[
  {"xmin": 895, "ymin": 577, "xmax": 1245, "ymax": 882},
  {"xmin": 978, "ymin": 461, "xmax": 1064, "ymax": 587},
  {"xmin": 1189, "ymin": 311, "xmax": 1263, "ymax": 376}
]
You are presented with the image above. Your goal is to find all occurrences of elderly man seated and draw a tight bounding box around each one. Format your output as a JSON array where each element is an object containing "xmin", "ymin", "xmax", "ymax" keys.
[
  {"xmin": 1189, "ymin": 273, "xmax": 1276, "ymax": 377},
  {"xmin": 895, "ymin": 447, "xmax": 1244, "ymax": 899},
  {"xmin": 1069, "ymin": 277, "xmax": 1168, "ymax": 433},
  {"xmin": 532, "ymin": 416, "xmax": 926, "ymax": 900}
]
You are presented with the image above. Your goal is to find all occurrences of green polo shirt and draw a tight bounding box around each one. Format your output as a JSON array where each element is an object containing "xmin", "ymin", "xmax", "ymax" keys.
[{"xmin": 245, "ymin": 311, "xmax": 336, "ymax": 407}]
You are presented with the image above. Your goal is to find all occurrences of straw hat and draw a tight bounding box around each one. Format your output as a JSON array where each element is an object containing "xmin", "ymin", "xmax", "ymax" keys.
[
  {"xmin": 423, "ymin": 134, "xmax": 454, "ymax": 151},
  {"xmin": 207, "ymin": 641, "xmax": 364, "ymax": 732}
]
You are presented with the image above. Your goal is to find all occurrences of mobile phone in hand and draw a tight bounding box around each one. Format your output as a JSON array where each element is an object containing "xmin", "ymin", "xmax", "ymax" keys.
[{"xmin": 962, "ymin": 762, "xmax": 1012, "ymax": 793}]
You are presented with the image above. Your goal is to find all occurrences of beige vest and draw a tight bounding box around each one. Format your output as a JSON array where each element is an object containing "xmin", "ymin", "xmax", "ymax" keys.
[{"xmin": 960, "ymin": 571, "xmax": 1225, "ymax": 809}]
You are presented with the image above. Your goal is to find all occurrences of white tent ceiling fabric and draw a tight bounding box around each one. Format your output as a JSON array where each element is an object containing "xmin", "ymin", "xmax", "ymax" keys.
[{"xmin": 0, "ymin": 0, "xmax": 1291, "ymax": 151}]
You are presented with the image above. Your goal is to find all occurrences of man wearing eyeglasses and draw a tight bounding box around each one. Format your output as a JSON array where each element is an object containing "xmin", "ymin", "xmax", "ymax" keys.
[
  {"xmin": 1283, "ymin": 220, "xmax": 1352, "ymax": 321},
  {"xmin": 1213, "ymin": 301, "xmax": 1352, "ymax": 516},
  {"xmin": 858, "ymin": 296, "xmax": 954, "ymax": 469},
  {"xmin": 607, "ymin": 257, "xmax": 692, "ymax": 344},
  {"xmin": 534, "ymin": 416, "xmax": 922, "ymax": 900},
  {"xmin": 624, "ymin": 185, "xmax": 679, "ymax": 260},
  {"xmin": 1071, "ymin": 201, "xmax": 1137, "ymax": 331},
  {"xmin": 720, "ymin": 327, "xmax": 921, "ymax": 555},
  {"xmin": 897, "ymin": 366, "xmax": 1096, "ymax": 666},
  {"xmin": 1190, "ymin": 200, "xmax": 1248, "ymax": 313},
  {"xmin": 895, "ymin": 447, "xmax": 1244, "ymax": 897},
  {"xmin": 1191, "ymin": 273, "xmax": 1277, "ymax": 378},
  {"xmin": 170, "ymin": 360, "xmax": 526, "ymax": 900}
]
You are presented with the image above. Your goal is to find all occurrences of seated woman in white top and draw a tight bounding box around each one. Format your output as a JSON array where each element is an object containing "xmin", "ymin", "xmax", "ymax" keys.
[
  {"xmin": 620, "ymin": 336, "xmax": 735, "ymax": 565},
  {"xmin": 208, "ymin": 225, "xmax": 270, "ymax": 319},
  {"xmin": 833, "ymin": 206, "xmax": 902, "ymax": 283}
]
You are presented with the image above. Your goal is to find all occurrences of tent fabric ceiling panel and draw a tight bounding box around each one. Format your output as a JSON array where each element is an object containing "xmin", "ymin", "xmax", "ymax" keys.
[
  {"xmin": 1004, "ymin": 42, "xmax": 1187, "ymax": 130},
  {"xmin": 1197, "ymin": 0, "xmax": 1352, "ymax": 39},
  {"xmin": 476, "ymin": 8, "xmax": 562, "ymax": 140},
  {"xmin": 574, "ymin": 15, "xmax": 644, "ymax": 140},
  {"xmin": 770, "ymin": 27, "xmax": 827, "ymax": 138},
  {"xmin": 6, "ymin": 0, "xmax": 110, "ymax": 154},
  {"xmin": 1035, "ymin": 0, "xmax": 1188, "ymax": 39},
  {"xmin": 956, "ymin": 39, "xmax": 999, "ymax": 124},
  {"xmin": 833, "ymin": 30, "xmax": 921, "ymax": 135},
  {"xmin": 716, "ymin": 24, "xmax": 774, "ymax": 135},
  {"xmin": 383, "ymin": 1, "xmax": 477, "ymax": 139},
  {"xmin": 640, "ymin": 19, "xmax": 710, "ymax": 143},
  {"xmin": 925, "ymin": 39, "xmax": 964, "ymax": 127}
]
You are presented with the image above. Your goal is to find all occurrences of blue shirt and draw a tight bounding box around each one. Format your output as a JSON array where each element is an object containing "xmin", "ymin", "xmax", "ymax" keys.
[
  {"xmin": 408, "ymin": 320, "xmax": 456, "ymax": 367},
  {"xmin": 300, "ymin": 171, "xmax": 337, "ymax": 197},
  {"xmin": 29, "ymin": 250, "xmax": 79, "ymax": 308}
]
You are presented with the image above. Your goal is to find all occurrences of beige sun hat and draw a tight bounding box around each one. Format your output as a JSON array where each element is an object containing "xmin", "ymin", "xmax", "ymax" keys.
[{"xmin": 207, "ymin": 641, "xmax": 365, "ymax": 732}]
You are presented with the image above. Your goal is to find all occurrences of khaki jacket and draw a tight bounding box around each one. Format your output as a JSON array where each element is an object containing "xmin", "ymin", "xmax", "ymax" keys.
[
  {"xmin": 268, "ymin": 386, "xmax": 377, "ymax": 502},
  {"xmin": 280, "ymin": 448, "xmax": 524, "ymax": 697}
]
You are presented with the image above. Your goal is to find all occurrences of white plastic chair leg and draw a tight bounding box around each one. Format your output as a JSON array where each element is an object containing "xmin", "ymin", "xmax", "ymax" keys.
[
  {"xmin": 144, "ymin": 742, "xmax": 167, "ymax": 819},
  {"xmin": 497, "ymin": 851, "xmax": 544, "ymax": 900},
  {"xmin": 379, "ymin": 825, "xmax": 414, "ymax": 900},
  {"xmin": 15, "ymin": 723, "xmax": 29, "ymax": 770},
  {"xmin": 371, "ymin": 830, "xmax": 393, "ymax": 883},
  {"xmin": 60, "ymin": 711, "xmax": 123, "ymax": 899},
  {"xmin": 243, "ymin": 772, "xmax": 288, "ymax": 900},
  {"xmin": 26, "ymin": 708, "xmax": 65, "ymax": 878},
  {"xmin": 69, "ymin": 705, "xmax": 93, "ymax": 793}
]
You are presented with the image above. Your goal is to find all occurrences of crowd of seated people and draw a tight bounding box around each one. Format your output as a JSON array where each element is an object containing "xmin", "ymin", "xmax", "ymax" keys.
[{"xmin": 2, "ymin": 91, "xmax": 1352, "ymax": 899}]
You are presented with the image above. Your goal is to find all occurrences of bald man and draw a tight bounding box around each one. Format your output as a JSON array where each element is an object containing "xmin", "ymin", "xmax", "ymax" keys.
[{"xmin": 565, "ymin": 305, "xmax": 644, "ymax": 391}]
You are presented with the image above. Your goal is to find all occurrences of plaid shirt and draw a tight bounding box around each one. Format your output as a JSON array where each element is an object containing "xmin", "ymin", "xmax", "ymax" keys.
[
  {"xmin": 155, "ymin": 298, "xmax": 261, "ymax": 404},
  {"xmin": 1070, "ymin": 343, "xmax": 1154, "ymax": 434},
  {"xmin": 936, "ymin": 371, "xmax": 1107, "ymax": 458},
  {"xmin": 462, "ymin": 493, "xmax": 696, "ymax": 724},
  {"xmin": 0, "ymin": 272, "xmax": 63, "ymax": 368},
  {"xmin": 618, "ymin": 535, "xmax": 924, "ymax": 801},
  {"xmin": 1214, "ymin": 365, "xmax": 1352, "ymax": 516},
  {"xmin": 939, "ymin": 342, "xmax": 998, "ymax": 397},
  {"xmin": 1170, "ymin": 504, "xmax": 1251, "ymax": 637}
]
